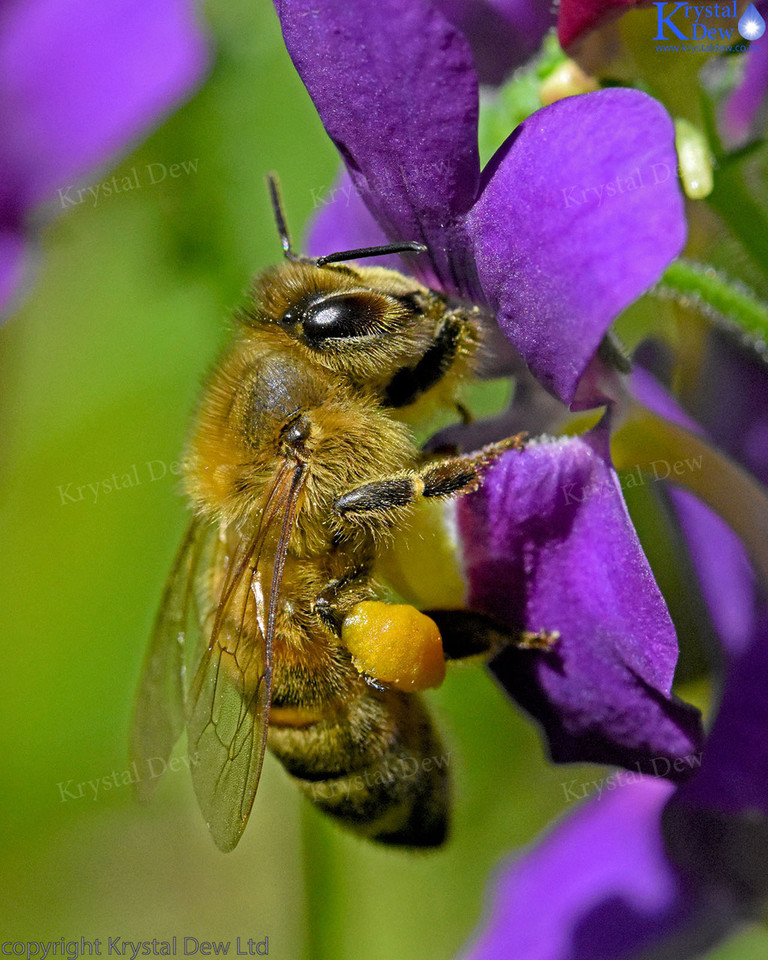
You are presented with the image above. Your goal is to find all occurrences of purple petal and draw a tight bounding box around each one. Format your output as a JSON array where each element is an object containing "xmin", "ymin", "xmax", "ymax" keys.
[
  {"xmin": 276, "ymin": 0, "xmax": 480, "ymax": 290},
  {"xmin": 720, "ymin": 1, "xmax": 768, "ymax": 147},
  {"xmin": 434, "ymin": 0, "xmax": 556, "ymax": 85},
  {"xmin": 0, "ymin": 0, "xmax": 207, "ymax": 313},
  {"xmin": 664, "ymin": 614, "xmax": 768, "ymax": 904},
  {"xmin": 0, "ymin": 231, "xmax": 26, "ymax": 309},
  {"xmin": 639, "ymin": 356, "xmax": 768, "ymax": 813},
  {"xmin": 461, "ymin": 779, "xmax": 734, "ymax": 960},
  {"xmin": 667, "ymin": 488, "xmax": 758, "ymax": 662},
  {"xmin": 623, "ymin": 363, "xmax": 768, "ymax": 899},
  {"xmin": 457, "ymin": 419, "xmax": 702, "ymax": 770},
  {"xmin": 464, "ymin": 89, "xmax": 687, "ymax": 407},
  {"xmin": 677, "ymin": 325, "xmax": 768, "ymax": 488},
  {"xmin": 632, "ymin": 359, "xmax": 761, "ymax": 659},
  {"xmin": 631, "ymin": 364, "xmax": 768, "ymax": 893},
  {"xmin": 667, "ymin": 606, "xmax": 768, "ymax": 817},
  {"xmin": 629, "ymin": 363, "xmax": 701, "ymax": 434},
  {"xmin": 0, "ymin": 0, "xmax": 207, "ymax": 209}
]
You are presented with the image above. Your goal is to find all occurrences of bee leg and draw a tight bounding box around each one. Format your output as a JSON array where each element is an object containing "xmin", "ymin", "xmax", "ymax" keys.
[
  {"xmin": 313, "ymin": 567, "xmax": 369, "ymax": 632},
  {"xmin": 420, "ymin": 432, "xmax": 526, "ymax": 499},
  {"xmin": 334, "ymin": 477, "xmax": 421, "ymax": 517},
  {"xmin": 383, "ymin": 310, "xmax": 476, "ymax": 410},
  {"xmin": 314, "ymin": 592, "xmax": 341, "ymax": 632},
  {"xmin": 341, "ymin": 601, "xmax": 446, "ymax": 691},
  {"xmin": 423, "ymin": 610, "xmax": 560, "ymax": 661},
  {"xmin": 333, "ymin": 433, "xmax": 527, "ymax": 518}
]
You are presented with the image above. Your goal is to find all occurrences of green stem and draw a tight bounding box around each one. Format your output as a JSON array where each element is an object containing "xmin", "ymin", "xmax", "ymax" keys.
[
  {"xmin": 300, "ymin": 804, "xmax": 339, "ymax": 960},
  {"xmin": 660, "ymin": 260, "xmax": 768, "ymax": 341}
]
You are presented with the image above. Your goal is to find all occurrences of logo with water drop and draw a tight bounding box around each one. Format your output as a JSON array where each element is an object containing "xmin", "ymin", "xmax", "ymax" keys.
[{"xmin": 738, "ymin": 2, "xmax": 766, "ymax": 40}]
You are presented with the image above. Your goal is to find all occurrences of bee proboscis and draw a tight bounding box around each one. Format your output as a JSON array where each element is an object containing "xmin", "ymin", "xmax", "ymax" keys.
[{"xmin": 131, "ymin": 176, "xmax": 527, "ymax": 851}]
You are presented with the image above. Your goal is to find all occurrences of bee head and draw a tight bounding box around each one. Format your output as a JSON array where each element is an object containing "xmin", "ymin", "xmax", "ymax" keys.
[
  {"xmin": 246, "ymin": 260, "xmax": 455, "ymax": 392},
  {"xmin": 236, "ymin": 176, "xmax": 479, "ymax": 407}
]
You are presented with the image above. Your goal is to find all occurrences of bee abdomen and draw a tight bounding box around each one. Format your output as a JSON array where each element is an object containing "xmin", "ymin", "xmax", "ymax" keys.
[
  {"xmin": 295, "ymin": 743, "xmax": 449, "ymax": 847},
  {"xmin": 269, "ymin": 689, "xmax": 451, "ymax": 847}
]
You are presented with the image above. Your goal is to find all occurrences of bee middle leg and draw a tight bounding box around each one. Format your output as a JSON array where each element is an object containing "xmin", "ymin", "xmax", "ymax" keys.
[{"xmin": 333, "ymin": 433, "xmax": 526, "ymax": 519}]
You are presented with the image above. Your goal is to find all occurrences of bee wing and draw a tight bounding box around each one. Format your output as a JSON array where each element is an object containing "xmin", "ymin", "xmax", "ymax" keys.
[
  {"xmin": 186, "ymin": 458, "xmax": 307, "ymax": 852},
  {"xmin": 131, "ymin": 516, "xmax": 217, "ymax": 802}
]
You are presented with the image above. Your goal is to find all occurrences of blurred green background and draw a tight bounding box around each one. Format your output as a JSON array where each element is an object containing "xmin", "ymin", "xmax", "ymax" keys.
[{"xmin": 2, "ymin": 2, "xmax": 768, "ymax": 958}]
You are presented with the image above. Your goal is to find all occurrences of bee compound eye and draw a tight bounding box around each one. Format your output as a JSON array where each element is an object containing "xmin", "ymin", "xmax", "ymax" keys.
[{"xmin": 301, "ymin": 294, "xmax": 378, "ymax": 343}]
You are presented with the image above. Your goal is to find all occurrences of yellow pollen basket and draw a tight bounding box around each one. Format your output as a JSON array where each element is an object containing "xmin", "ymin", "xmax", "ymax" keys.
[{"xmin": 341, "ymin": 601, "xmax": 446, "ymax": 692}]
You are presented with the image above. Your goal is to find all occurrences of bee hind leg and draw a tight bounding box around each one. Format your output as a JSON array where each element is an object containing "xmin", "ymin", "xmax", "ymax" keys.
[
  {"xmin": 313, "ymin": 566, "xmax": 371, "ymax": 633},
  {"xmin": 424, "ymin": 610, "xmax": 560, "ymax": 662}
]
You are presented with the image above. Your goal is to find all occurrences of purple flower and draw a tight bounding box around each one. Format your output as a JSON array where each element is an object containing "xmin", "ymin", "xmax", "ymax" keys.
[
  {"xmin": 458, "ymin": 419, "xmax": 701, "ymax": 774},
  {"xmin": 629, "ymin": 332, "xmax": 768, "ymax": 654},
  {"xmin": 459, "ymin": 775, "xmax": 743, "ymax": 960},
  {"xmin": 276, "ymin": 0, "xmax": 702, "ymax": 774},
  {"xmin": 721, "ymin": 24, "xmax": 768, "ymax": 147},
  {"xmin": 0, "ymin": 0, "xmax": 208, "ymax": 314},
  {"xmin": 717, "ymin": 0, "xmax": 768, "ymax": 150},
  {"xmin": 459, "ymin": 380, "xmax": 768, "ymax": 959},
  {"xmin": 278, "ymin": 0, "xmax": 686, "ymax": 409}
]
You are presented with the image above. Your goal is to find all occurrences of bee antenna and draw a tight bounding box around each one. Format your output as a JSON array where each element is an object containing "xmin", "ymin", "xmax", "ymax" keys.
[
  {"xmin": 267, "ymin": 175, "xmax": 429, "ymax": 266},
  {"xmin": 315, "ymin": 241, "xmax": 427, "ymax": 266},
  {"xmin": 267, "ymin": 174, "xmax": 300, "ymax": 262}
]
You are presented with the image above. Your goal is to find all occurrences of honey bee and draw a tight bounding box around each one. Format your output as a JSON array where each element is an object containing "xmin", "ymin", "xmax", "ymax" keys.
[{"xmin": 131, "ymin": 177, "xmax": 527, "ymax": 852}]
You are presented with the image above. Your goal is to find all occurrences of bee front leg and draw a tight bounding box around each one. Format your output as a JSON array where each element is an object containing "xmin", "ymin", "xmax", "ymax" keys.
[{"xmin": 333, "ymin": 432, "xmax": 527, "ymax": 519}]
